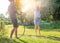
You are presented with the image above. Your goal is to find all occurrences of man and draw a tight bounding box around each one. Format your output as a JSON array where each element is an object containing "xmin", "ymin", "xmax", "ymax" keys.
[{"xmin": 8, "ymin": 0, "xmax": 21, "ymax": 40}]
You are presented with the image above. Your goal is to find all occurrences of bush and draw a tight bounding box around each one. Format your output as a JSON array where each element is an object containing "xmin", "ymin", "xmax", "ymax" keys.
[
  {"xmin": 0, "ymin": 19, "xmax": 6, "ymax": 38},
  {"xmin": 41, "ymin": 21, "xmax": 60, "ymax": 29}
]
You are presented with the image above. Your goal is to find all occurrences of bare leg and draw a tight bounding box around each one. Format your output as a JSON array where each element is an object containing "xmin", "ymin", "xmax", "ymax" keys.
[
  {"xmin": 34, "ymin": 24, "xmax": 37, "ymax": 36},
  {"xmin": 38, "ymin": 24, "xmax": 40, "ymax": 35},
  {"xmin": 15, "ymin": 27, "xmax": 19, "ymax": 38},
  {"xmin": 10, "ymin": 27, "xmax": 16, "ymax": 40}
]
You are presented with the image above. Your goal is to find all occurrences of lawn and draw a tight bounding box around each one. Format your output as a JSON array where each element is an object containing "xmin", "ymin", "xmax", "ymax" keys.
[{"xmin": 0, "ymin": 25, "xmax": 60, "ymax": 43}]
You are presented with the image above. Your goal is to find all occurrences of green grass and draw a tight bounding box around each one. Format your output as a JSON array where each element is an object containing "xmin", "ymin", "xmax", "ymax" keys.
[{"xmin": 0, "ymin": 25, "xmax": 60, "ymax": 43}]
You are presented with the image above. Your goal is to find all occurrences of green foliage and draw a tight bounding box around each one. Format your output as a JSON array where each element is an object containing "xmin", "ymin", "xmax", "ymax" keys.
[
  {"xmin": 48, "ymin": 15, "xmax": 53, "ymax": 21},
  {"xmin": 40, "ymin": 21, "xmax": 60, "ymax": 29},
  {"xmin": 53, "ymin": 0, "xmax": 60, "ymax": 20},
  {"xmin": 0, "ymin": 14, "xmax": 6, "ymax": 38},
  {"xmin": 0, "ymin": 14, "xmax": 5, "ymax": 30},
  {"xmin": 4, "ymin": 18, "xmax": 11, "ymax": 25}
]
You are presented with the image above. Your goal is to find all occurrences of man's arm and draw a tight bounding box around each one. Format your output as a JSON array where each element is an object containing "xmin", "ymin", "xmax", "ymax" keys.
[{"xmin": 16, "ymin": 11, "xmax": 22, "ymax": 15}]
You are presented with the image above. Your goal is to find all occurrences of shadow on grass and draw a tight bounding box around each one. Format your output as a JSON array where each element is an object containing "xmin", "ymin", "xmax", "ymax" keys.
[
  {"xmin": 18, "ymin": 39, "xmax": 28, "ymax": 43},
  {"xmin": 0, "ymin": 38, "xmax": 27, "ymax": 43},
  {"xmin": 21, "ymin": 35, "xmax": 60, "ymax": 41},
  {"xmin": 35, "ymin": 36, "xmax": 60, "ymax": 41},
  {"xmin": 46, "ymin": 36, "xmax": 60, "ymax": 41}
]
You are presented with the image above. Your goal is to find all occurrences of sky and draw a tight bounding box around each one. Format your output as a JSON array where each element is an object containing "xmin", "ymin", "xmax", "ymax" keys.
[
  {"xmin": 21, "ymin": 0, "xmax": 36, "ymax": 12},
  {"xmin": 0, "ymin": 0, "xmax": 41, "ymax": 18},
  {"xmin": 0, "ymin": 0, "xmax": 9, "ymax": 13},
  {"xmin": 0, "ymin": 0, "xmax": 35, "ymax": 18},
  {"xmin": 0, "ymin": 0, "xmax": 10, "ymax": 17}
]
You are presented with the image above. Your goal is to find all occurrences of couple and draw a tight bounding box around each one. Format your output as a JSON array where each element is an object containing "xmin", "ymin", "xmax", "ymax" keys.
[{"xmin": 8, "ymin": 0, "xmax": 41, "ymax": 40}]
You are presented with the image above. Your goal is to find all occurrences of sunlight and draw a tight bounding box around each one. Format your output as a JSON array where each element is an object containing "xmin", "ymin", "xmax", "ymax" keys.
[
  {"xmin": 0, "ymin": 0, "xmax": 10, "ymax": 17},
  {"xmin": 0, "ymin": 0, "xmax": 10, "ymax": 14},
  {"xmin": 21, "ymin": 0, "xmax": 36, "ymax": 12},
  {"xmin": 0, "ymin": 0, "xmax": 42, "ymax": 17},
  {"xmin": 0, "ymin": 0, "xmax": 35, "ymax": 15}
]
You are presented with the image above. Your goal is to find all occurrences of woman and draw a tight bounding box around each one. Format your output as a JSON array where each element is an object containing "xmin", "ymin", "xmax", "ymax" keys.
[{"xmin": 34, "ymin": 6, "xmax": 41, "ymax": 36}]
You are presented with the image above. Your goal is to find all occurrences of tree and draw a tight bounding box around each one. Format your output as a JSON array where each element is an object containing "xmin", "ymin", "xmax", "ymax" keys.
[
  {"xmin": 0, "ymin": 14, "xmax": 6, "ymax": 38},
  {"xmin": 53, "ymin": 0, "xmax": 60, "ymax": 20}
]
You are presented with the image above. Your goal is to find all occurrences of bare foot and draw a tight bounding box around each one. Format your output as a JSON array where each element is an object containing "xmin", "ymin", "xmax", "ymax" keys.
[{"xmin": 10, "ymin": 38, "xmax": 12, "ymax": 40}]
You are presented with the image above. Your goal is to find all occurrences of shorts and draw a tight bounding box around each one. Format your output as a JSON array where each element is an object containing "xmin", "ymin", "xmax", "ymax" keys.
[
  {"xmin": 34, "ymin": 18, "xmax": 41, "ymax": 25},
  {"xmin": 11, "ymin": 19, "xmax": 19, "ymax": 27},
  {"xmin": 10, "ymin": 14, "xmax": 19, "ymax": 27}
]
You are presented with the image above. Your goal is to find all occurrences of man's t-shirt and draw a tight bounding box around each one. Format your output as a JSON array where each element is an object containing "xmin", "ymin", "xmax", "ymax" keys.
[{"xmin": 8, "ymin": 4, "xmax": 17, "ymax": 19}]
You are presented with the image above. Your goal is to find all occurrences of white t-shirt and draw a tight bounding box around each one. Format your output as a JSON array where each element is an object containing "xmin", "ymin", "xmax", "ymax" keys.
[{"xmin": 34, "ymin": 10, "xmax": 41, "ymax": 20}]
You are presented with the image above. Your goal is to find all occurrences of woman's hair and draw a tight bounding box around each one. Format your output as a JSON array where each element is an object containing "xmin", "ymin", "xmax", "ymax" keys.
[{"xmin": 9, "ymin": 0, "xmax": 14, "ymax": 2}]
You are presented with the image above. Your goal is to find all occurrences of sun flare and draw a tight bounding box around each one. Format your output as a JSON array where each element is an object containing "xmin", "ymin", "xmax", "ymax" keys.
[{"xmin": 0, "ymin": 0, "xmax": 42, "ymax": 17}]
